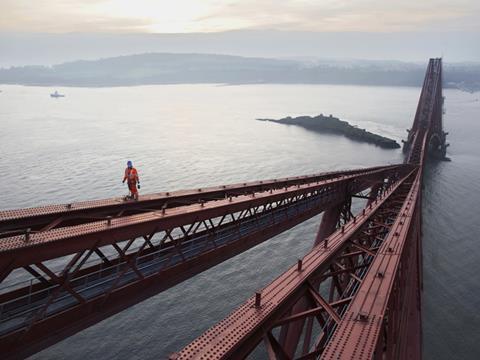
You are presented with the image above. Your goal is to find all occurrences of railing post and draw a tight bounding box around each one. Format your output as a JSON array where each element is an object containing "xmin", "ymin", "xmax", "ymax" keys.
[{"xmin": 255, "ymin": 292, "xmax": 262, "ymax": 308}]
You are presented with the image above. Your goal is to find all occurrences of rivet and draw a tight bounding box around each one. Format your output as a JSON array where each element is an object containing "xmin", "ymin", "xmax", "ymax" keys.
[{"xmin": 297, "ymin": 259, "xmax": 303, "ymax": 272}]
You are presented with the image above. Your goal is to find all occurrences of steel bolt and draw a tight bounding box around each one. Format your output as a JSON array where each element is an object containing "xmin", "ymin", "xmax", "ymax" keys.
[{"xmin": 357, "ymin": 312, "xmax": 369, "ymax": 322}]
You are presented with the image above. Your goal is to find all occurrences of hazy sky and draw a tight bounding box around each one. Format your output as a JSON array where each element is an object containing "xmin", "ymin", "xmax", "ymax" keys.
[{"xmin": 1, "ymin": 0, "xmax": 479, "ymax": 33}]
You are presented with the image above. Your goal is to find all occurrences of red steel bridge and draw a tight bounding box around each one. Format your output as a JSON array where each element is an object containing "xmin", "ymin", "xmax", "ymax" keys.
[{"xmin": 0, "ymin": 58, "xmax": 447, "ymax": 359}]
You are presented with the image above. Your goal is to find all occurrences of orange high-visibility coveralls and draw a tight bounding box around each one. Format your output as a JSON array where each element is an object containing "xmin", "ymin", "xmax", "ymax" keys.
[{"xmin": 123, "ymin": 167, "xmax": 139, "ymax": 195}]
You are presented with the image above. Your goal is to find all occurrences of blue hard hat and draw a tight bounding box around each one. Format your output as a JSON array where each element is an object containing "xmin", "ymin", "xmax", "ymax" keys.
[{"xmin": 127, "ymin": 160, "xmax": 133, "ymax": 167}]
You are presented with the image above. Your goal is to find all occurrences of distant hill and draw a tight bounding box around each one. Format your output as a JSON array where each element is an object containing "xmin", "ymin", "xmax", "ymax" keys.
[{"xmin": 0, "ymin": 53, "xmax": 479, "ymax": 91}]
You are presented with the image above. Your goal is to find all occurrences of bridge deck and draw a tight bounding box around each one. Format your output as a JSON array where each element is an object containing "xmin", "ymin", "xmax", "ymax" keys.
[{"xmin": 0, "ymin": 166, "xmax": 393, "ymax": 235}]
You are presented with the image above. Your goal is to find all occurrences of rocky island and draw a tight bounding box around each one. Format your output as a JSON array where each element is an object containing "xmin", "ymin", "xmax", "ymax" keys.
[{"xmin": 257, "ymin": 114, "xmax": 400, "ymax": 149}]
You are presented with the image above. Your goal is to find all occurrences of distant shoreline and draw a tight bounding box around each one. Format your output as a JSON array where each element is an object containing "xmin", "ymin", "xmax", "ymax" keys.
[
  {"xmin": 0, "ymin": 81, "xmax": 477, "ymax": 93},
  {"xmin": 1, "ymin": 53, "xmax": 478, "ymax": 92},
  {"xmin": 258, "ymin": 114, "xmax": 401, "ymax": 149},
  {"xmin": 1, "ymin": 82, "xmax": 478, "ymax": 94}
]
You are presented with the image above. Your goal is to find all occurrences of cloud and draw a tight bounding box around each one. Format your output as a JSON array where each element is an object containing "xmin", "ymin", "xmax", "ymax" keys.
[
  {"xmin": 0, "ymin": 0, "xmax": 154, "ymax": 33},
  {"xmin": 197, "ymin": 0, "xmax": 480, "ymax": 32},
  {"xmin": 0, "ymin": 0, "xmax": 479, "ymax": 33}
]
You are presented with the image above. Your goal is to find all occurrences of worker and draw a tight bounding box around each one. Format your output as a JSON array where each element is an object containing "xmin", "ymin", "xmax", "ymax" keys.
[{"xmin": 122, "ymin": 160, "xmax": 140, "ymax": 200}]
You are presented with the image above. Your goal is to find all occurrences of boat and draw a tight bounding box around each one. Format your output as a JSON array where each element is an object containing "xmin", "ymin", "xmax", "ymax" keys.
[{"xmin": 50, "ymin": 91, "xmax": 65, "ymax": 98}]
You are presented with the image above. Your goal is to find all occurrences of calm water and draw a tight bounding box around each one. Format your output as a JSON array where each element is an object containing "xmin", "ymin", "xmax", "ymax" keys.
[{"xmin": 0, "ymin": 84, "xmax": 478, "ymax": 359}]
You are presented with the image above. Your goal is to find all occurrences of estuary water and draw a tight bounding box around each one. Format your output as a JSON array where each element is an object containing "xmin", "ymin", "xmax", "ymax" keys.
[{"xmin": 0, "ymin": 83, "xmax": 478, "ymax": 359}]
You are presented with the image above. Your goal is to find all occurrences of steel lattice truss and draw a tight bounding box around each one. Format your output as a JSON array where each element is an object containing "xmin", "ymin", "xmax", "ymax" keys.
[
  {"xmin": 0, "ymin": 165, "xmax": 406, "ymax": 358},
  {"xmin": 170, "ymin": 169, "xmax": 419, "ymax": 359},
  {"xmin": 0, "ymin": 58, "xmax": 445, "ymax": 360}
]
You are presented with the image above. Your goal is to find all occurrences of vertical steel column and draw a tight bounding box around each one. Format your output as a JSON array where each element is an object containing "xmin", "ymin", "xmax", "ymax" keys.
[
  {"xmin": 314, "ymin": 205, "xmax": 343, "ymax": 246},
  {"xmin": 280, "ymin": 192, "xmax": 352, "ymax": 355}
]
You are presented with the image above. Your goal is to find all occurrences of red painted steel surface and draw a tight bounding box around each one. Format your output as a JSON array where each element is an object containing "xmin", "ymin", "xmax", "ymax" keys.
[{"xmin": 321, "ymin": 172, "xmax": 422, "ymax": 359}]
